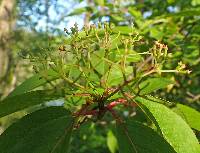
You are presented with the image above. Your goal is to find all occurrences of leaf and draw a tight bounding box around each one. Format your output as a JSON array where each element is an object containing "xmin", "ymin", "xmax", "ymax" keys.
[
  {"xmin": 139, "ymin": 77, "xmax": 174, "ymax": 95},
  {"xmin": 116, "ymin": 120, "xmax": 176, "ymax": 153},
  {"xmin": 91, "ymin": 50, "xmax": 109, "ymax": 75},
  {"xmin": 94, "ymin": 0, "xmax": 104, "ymax": 6},
  {"xmin": 67, "ymin": 7, "xmax": 92, "ymax": 16},
  {"xmin": 135, "ymin": 97, "xmax": 200, "ymax": 153},
  {"xmin": 192, "ymin": 0, "xmax": 200, "ymax": 6},
  {"xmin": 140, "ymin": 19, "xmax": 168, "ymax": 31},
  {"xmin": 107, "ymin": 130, "xmax": 118, "ymax": 153},
  {"xmin": 112, "ymin": 26, "xmax": 134, "ymax": 35},
  {"xmin": 9, "ymin": 69, "xmax": 59, "ymax": 97},
  {"xmin": 105, "ymin": 65, "xmax": 132, "ymax": 86},
  {"xmin": 150, "ymin": 26, "xmax": 164, "ymax": 40},
  {"xmin": 175, "ymin": 104, "xmax": 200, "ymax": 131},
  {"xmin": 0, "ymin": 90, "xmax": 63, "ymax": 118},
  {"xmin": 125, "ymin": 53, "xmax": 142, "ymax": 62},
  {"xmin": 128, "ymin": 8, "xmax": 142, "ymax": 19},
  {"xmin": 105, "ymin": 65, "xmax": 123, "ymax": 86},
  {"xmin": 68, "ymin": 66, "xmax": 82, "ymax": 79},
  {"xmin": 110, "ymin": 15, "xmax": 124, "ymax": 22},
  {"xmin": 164, "ymin": 9, "xmax": 200, "ymax": 17},
  {"xmin": 0, "ymin": 107, "xmax": 74, "ymax": 153},
  {"xmin": 114, "ymin": 49, "xmax": 142, "ymax": 63}
]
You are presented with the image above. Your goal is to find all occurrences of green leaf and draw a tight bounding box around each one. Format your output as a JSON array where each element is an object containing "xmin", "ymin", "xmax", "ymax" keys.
[
  {"xmin": 128, "ymin": 8, "xmax": 142, "ymax": 19},
  {"xmin": 114, "ymin": 49, "xmax": 142, "ymax": 63},
  {"xmin": 94, "ymin": 0, "xmax": 104, "ymax": 6},
  {"xmin": 192, "ymin": 0, "xmax": 200, "ymax": 6},
  {"xmin": 0, "ymin": 107, "xmax": 74, "ymax": 153},
  {"xmin": 0, "ymin": 90, "xmax": 63, "ymax": 118},
  {"xmin": 68, "ymin": 66, "xmax": 82, "ymax": 79},
  {"xmin": 105, "ymin": 65, "xmax": 123, "ymax": 86},
  {"xmin": 139, "ymin": 77, "xmax": 174, "ymax": 95},
  {"xmin": 110, "ymin": 15, "xmax": 124, "ymax": 22},
  {"xmin": 140, "ymin": 19, "xmax": 168, "ymax": 31},
  {"xmin": 91, "ymin": 50, "xmax": 109, "ymax": 75},
  {"xmin": 116, "ymin": 120, "xmax": 176, "ymax": 153},
  {"xmin": 135, "ymin": 97, "xmax": 200, "ymax": 153},
  {"xmin": 105, "ymin": 65, "xmax": 132, "ymax": 86},
  {"xmin": 107, "ymin": 130, "xmax": 118, "ymax": 153},
  {"xmin": 112, "ymin": 26, "xmax": 134, "ymax": 35},
  {"xmin": 175, "ymin": 104, "xmax": 200, "ymax": 131},
  {"xmin": 150, "ymin": 26, "xmax": 164, "ymax": 40},
  {"xmin": 125, "ymin": 53, "xmax": 142, "ymax": 62},
  {"xmin": 164, "ymin": 9, "xmax": 200, "ymax": 17},
  {"xmin": 67, "ymin": 7, "xmax": 93, "ymax": 16},
  {"xmin": 9, "ymin": 69, "xmax": 59, "ymax": 97}
]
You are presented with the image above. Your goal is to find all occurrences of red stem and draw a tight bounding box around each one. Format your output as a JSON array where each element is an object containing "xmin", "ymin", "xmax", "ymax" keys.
[
  {"xmin": 107, "ymin": 108, "xmax": 123, "ymax": 123},
  {"xmin": 80, "ymin": 110, "xmax": 98, "ymax": 116},
  {"xmin": 74, "ymin": 98, "xmax": 137, "ymax": 117}
]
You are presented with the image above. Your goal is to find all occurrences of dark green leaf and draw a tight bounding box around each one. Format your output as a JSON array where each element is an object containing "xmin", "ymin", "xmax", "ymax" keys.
[
  {"xmin": 135, "ymin": 97, "xmax": 200, "ymax": 153},
  {"xmin": 116, "ymin": 120, "xmax": 176, "ymax": 153},
  {"xmin": 0, "ymin": 107, "xmax": 74, "ymax": 153},
  {"xmin": 0, "ymin": 90, "xmax": 63, "ymax": 118},
  {"xmin": 9, "ymin": 69, "xmax": 59, "ymax": 97}
]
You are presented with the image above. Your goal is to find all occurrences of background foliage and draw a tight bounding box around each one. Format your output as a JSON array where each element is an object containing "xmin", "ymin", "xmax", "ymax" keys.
[{"xmin": 0, "ymin": 0, "xmax": 200, "ymax": 153}]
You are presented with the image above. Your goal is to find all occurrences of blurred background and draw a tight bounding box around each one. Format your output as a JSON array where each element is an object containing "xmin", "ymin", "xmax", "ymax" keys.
[{"xmin": 0, "ymin": 0, "xmax": 200, "ymax": 152}]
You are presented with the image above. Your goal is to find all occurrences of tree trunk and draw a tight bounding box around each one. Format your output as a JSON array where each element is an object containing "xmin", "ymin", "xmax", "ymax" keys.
[{"xmin": 0, "ymin": 0, "xmax": 16, "ymax": 98}]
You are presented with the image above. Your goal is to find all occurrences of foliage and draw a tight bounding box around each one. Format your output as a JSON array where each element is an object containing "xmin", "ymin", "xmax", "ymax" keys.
[
  {"xmin": 0, "ymin": 0, "xmax": 200, "ymax": 152},
  {"xmin": 71, "ymin": 0, "xmax": 200, "ymax": 109},
  {"xmin": 0, "ymin": 23, "xmax": 200, "ymax": 153}
]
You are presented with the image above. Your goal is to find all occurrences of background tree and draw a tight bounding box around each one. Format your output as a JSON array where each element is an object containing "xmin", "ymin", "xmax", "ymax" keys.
[{"xmin": 0, "ymin": 0, "xmax": 16, "ymax": 97}]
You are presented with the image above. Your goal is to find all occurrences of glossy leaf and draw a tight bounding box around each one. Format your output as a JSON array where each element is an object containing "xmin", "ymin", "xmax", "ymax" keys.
[
  {"xmin": 135, "ymin": 97, "xmax": 200, "ymax": 153},
  {"xmin": 139, "ymin": 77, "xmax": 174, "ymax": 95},
  {"xmin": 0, "ymin": 107, "xmax": 74, "ymax": 153},
  {"xmin": 9, "ymin": 69, "xmax": 59, "ymax": 97},
  {"xmin": 0, "ymin": 90, "xmax": 63, "ymax": 118},
  {"xmin": 116, "ymin": 120, "xmax": 176, "ymax": 153},
  {"xmin": 175, "ymin": 104, "xmax": 200, "ymax": 131}
]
